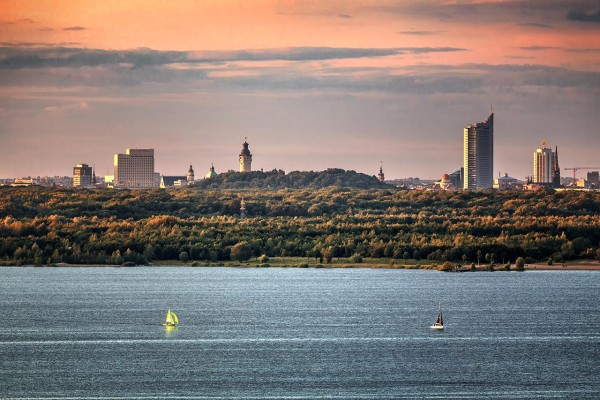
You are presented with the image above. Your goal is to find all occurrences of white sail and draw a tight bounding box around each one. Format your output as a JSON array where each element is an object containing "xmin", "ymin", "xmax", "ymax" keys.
[
  {"xmin": 431, "ymin": 303, "xmax": 444, "ymax": 330},
  {"xmin": 436, "ymin": 303, "xmax": 443, "ymax": 325}
]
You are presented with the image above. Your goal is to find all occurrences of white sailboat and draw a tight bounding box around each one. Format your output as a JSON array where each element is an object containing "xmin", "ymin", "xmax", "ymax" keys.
[
  {"xmin": 163, "ymin": 309, "xmax": 179, "ymax": 327},
  {"xmin": 430, "ymin": 303, "xmax": 444, "ymax": 330}
]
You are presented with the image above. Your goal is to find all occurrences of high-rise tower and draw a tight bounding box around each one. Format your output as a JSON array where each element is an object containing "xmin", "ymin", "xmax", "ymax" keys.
[
  {"xmin": 552, "ymin": 145, "xmax": 561, "ymax": 188},
  {"xmin": 533, "ymin": 140, "xmax": 556, "ymax": 184},
  {"xmin": 239, "ymin": 139, "xmax": 252, "ymax": 172},
  {"xmin": 463, "ymin": 113, "xmax": 494, "ymax": 189}
]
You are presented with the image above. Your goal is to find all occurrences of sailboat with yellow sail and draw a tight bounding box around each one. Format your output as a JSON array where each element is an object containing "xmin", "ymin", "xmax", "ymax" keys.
[{"xmin": 163, "ymin": 309, "xmax": 179, "ymax": 328}]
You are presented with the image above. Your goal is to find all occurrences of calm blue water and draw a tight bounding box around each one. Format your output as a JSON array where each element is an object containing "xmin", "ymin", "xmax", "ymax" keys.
[{"xmin": 1, "ymin": 267, "xmax": 599, "ymax": 399}]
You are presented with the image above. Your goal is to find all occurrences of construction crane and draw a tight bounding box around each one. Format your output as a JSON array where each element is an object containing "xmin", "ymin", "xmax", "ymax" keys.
[{"xmin": 564, "ymin": 167, "xmax": 600, "ymax": 182}]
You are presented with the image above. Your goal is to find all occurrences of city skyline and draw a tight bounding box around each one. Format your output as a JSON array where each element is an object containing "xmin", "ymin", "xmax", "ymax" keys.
[{"xmin": 1, "ymin": 0, "xmax": 599, "ymax": 180}]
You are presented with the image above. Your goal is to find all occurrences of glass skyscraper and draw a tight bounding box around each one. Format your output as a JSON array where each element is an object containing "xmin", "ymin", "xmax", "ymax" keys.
[{"xmin": 463, "ymin": 113, "xmax": 494, "ymax": 189}]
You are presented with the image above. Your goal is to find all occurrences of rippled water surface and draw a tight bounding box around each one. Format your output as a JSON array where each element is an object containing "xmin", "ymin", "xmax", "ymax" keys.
[{"xmin": 1, "ymin": 267, "xmax": 599, "ymax": 399}]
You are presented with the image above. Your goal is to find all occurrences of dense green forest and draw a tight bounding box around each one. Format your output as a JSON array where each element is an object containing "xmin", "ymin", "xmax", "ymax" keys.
[
  {"xmin": 193, "ymin": 168, "xmax": 388, "ymax": 190},
  {"xmin": 1, "ymin": 177, "xmax": 599, "ymax": 266}
]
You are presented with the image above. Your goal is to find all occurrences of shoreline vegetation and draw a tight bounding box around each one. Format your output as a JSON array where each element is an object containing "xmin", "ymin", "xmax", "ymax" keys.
[
  {"xmin": 3, "ymin": 258, "xmax": 600, "ymax": 271},
  {"xmin": 1, "ymin": 172, "xmax": 599, "ymax": 269}
]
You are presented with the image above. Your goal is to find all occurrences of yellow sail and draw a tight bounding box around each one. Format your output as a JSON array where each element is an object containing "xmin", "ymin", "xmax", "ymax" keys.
[{"xmin": 165, "ymin": 309, "xmax": 177, "ymax": 326}]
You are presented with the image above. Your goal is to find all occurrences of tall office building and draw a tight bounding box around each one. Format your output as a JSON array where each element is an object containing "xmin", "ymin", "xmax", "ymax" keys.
[
  {"xmin": 587, "ymin": 171, "xmax": 599, "ymax": 186},
  {"xmin": 114, "ymin": 149, "xmax": 156, "ymax": 188},
  {"xmin": 73, "ymin": 163, "xmax": 93, "ymax": 187},
  {"xmin": 533, "ymin": 141, "xmax": 558, "ymax": 185},
  {"xmin": 552, "ymin": 145, "xmax": 561, "ymax": 188},
  {"xmin": 239, "ymin": 139, "xmax": 252, "ymax": 172},
  {"xmin": 464, "ymin": 113, "xmax": 494, "ymax": 189}
]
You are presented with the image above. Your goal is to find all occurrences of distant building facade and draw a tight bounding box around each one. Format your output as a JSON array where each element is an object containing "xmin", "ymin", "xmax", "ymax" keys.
[
  {"xmin": 187, "ymin": 165, "xmax": 195, "ymax": 182},
  {"xmin": 432, "ymin": 174, "xmax": 456, "ymax": 190},
  {"xmin": 160, "ymin": 176, "xmax": 187, "ymax": 188},
  {"xmin": 587, "ymin": 171, "xmax": 599, "ymax": 188},
  {"xmin": 10, "ymin": 178, "xmax": 34, "ymax": 187},
  {"xmin": 533, "ymin": 141, "xmax": 559, "ymax": 185},
  {"xmin": 239, "ymin": 140, "xmax": 252, "ymax": 172},
  {"xmin": 494, "ymin": 173, "xmax": 518, "ymax": 190},
  {"xmin": 552, "ymin": 146, "xmax": 561, "ymax": 188},
  {"xmin": 114, "ymin": 149, "xmax": 156, "ymax": 188},
  {"xmin": 464, "ymin": 113, "xmax": 494, "ymax": 189},
  {"xmin": 448, "ymin": 168, "xmax": 464, "ymax": 189},
  {"xmin": 73, "ymin": 163, "xmax": 93, "ymax": 187}
]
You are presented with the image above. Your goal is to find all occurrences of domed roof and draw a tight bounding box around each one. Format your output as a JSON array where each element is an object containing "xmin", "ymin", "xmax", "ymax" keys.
[
  {"xmin": 188, "ymin": 164, "xmax": 194, "ymax": 174},
  {"xmin": 204, "ymin": 164, "xmax": 217, "ymax": 179}
]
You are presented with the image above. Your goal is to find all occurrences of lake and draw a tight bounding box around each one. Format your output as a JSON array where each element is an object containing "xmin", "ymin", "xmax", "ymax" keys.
[{"xmin": 1, "ymin": 267, "xmax": 599, "ymax": 399}]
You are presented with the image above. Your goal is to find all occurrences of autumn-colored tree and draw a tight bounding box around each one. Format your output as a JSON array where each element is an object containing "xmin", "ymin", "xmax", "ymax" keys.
[
  {"xmin": 230, "ymin": 242, "xmax": 252, "ymax": 262},
  {"xmin": 515, "ymin": 257, "xmax": 525, "ymax": 271}
]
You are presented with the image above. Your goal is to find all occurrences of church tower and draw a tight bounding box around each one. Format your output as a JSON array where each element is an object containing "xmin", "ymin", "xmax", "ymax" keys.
[
  {"xmin": 187, "ymin": 164, "xmax": 195, "ymax": 182},
  {"xmin": 239, "ymin": 138, "xmax": 252, "ymax": 172},
  {"xmin": 378, "ymin": 161, "xmax": 385, "ymax": 182}
]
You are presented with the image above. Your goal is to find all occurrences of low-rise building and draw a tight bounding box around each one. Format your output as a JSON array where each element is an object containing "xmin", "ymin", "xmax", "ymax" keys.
[
  {"xmin": 494, "ymin": 173, "xmax": 518, "ymax": 190},
  {"xmin": 11, "ymin": 178, "xmax": 35, "ymax": 187},
  {"xmin": 431, "ymin": 174, "xmax": 457, "ymax": 190},
  {"xmin": 160, "ymin": 176, "xmax": 188, "ymax": 188}
]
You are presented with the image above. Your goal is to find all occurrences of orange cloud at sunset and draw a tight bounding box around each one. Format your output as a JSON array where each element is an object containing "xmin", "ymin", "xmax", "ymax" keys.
[
  {"xmin": 1, "ymin": 0, "xmax": 599, "ymax": 71},
  {"xmin": 0, "ymin": 0, "xmax": 599, "ymax": 179}
]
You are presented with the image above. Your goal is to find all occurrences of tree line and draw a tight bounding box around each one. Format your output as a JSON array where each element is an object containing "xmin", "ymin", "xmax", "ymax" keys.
[{"xmin": 0, "ymin": 181, "xmax": 599, "ymax": 266}]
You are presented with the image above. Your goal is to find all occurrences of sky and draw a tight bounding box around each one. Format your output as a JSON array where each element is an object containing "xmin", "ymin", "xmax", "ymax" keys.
[{"xmin": 1, "ymin": 0, "xmax": 599, "ymax": 181}]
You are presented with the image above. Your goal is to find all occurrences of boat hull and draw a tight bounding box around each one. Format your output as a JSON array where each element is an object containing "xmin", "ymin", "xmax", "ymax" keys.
[{"xmin": 430, "ymin": 324, "xmax": 444, "ymax": 330}]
